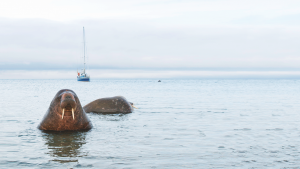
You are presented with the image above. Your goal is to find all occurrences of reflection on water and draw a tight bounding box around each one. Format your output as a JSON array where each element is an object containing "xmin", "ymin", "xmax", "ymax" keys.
[
  {"xmin": 95, "ymin": 113, "xmax": 131, "ymax": 121},
  {"xmin": 42, "ymin": 131, "xmax": 88, "ymax": 163}
]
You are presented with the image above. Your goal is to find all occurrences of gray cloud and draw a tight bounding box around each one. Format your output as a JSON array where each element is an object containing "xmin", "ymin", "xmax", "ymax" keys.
[{"xmin": 1, "ymin": 18, "xmax": 300, "ymax": 71}]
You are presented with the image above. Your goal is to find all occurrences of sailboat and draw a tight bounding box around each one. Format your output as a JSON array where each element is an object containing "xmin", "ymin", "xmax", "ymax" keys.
[{"xmin": 77, "ymin": 27, "xmax": 90, "ymax": 82}]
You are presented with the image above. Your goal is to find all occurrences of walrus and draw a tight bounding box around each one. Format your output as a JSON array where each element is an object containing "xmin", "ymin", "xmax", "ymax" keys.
[
  {"xmin": 38, "ymin": 89, "xmax": 92, "ymax": 131},
  {"xmin": 83, "ymin": 96, "xmax": 136, "ymax": 114}
]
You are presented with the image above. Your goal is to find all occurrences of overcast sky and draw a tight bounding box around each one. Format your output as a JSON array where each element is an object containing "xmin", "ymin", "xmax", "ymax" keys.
[{"xmin": 1, "ymin": 0, "xmax": 300, "ymax": 78}]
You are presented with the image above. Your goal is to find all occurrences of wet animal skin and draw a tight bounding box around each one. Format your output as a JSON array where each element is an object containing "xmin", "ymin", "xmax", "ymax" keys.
[
  {"xmin": 83, "ymin": 96, "xmax": 134, "ymax": 114},
  {"xmin": 38, "ymin": 89, "xmax": 92, "ymax": 131}
]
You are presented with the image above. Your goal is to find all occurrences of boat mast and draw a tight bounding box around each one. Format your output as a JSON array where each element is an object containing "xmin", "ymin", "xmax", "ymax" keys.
[{"xmin": 83, "ymin": 27, "xmax": 86, "ymax": 74}]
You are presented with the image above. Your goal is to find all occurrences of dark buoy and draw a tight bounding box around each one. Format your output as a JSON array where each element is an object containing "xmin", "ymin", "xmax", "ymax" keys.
[{"xmin": 158, "ymin": 80, "xmax": 161, "ymax": 82}]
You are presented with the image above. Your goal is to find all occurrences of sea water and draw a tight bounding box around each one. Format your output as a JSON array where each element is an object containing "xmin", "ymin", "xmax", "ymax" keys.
[{"xmin": 0, "ymin": 79, "xmax": 300, "ymax": 168}]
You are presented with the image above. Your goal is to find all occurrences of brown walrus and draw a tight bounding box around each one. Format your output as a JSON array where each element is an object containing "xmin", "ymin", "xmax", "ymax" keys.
[
  {"xmin": 38, "ymin": 89, "xmax": 92, "ymax": 131},
  {"xmin": 83, "ymin": 96, "xmax": 136, "ymax": 114}
]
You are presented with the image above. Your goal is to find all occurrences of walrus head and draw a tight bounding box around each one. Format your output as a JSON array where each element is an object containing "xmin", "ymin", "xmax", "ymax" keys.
[
  {"xmin": 60, "ymin": 91, "xmax": 77, "ymax": 120},
  {"xmin": 38, "ymin": 89, "xmax": 92, "ymax": 131}
]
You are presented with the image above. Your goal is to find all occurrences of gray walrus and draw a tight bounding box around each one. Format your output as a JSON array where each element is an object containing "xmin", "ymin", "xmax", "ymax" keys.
[
  {"xmin": 38, "ymin": 89, "xmax": 92, "ymax": 131},
  {"xmin": 83, "ymin": 96, "xmax": 136, "ymax": 114}
]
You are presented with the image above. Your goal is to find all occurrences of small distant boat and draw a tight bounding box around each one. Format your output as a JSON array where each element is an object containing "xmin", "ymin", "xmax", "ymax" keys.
[
  {"xmin": 77, "ymin": 27, "xmax": 90, "ymax": 82},
  {"xmin": 158, "ymin": 80, "xmax": 161, "ymax": 82}
]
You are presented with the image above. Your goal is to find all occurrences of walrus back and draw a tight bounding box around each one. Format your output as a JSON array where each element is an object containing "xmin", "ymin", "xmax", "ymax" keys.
[{"xmin": 83, "ymin": 96, "xmax": 133, "ymax": 114}]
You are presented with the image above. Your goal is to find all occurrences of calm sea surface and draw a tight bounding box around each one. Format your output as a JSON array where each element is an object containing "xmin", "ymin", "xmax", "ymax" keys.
[{"xmin": 1, "ymin": 79, "xmax": 300, "ymax": 168}]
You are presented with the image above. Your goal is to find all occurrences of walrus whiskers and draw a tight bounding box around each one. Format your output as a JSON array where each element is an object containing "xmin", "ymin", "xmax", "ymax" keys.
[
  {"xmin": 62, "ymin": 108, "xmax": 65, "ymax": 119},
  {"xmin": 72, "ymin": 108, "xmax": 74, "ymax": 120}
]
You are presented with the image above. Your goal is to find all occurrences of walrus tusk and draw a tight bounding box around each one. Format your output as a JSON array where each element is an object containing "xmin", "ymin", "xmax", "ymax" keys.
[
  {"xmin": 72, "ymin": 108, "xmax": 74, "ymax": 120},
  {"xmin": 62, "ymin": 109, "xmax": 65, "ymax": 119},
  {"xmin": 132, "ymin": 105, "xmax": 138, "ymax": 109}
]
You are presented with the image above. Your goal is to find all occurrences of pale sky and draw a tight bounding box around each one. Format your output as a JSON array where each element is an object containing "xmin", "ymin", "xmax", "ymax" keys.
[{"xmin": 1, "ymin": 0, "xmax": 300, "ymax": 78}]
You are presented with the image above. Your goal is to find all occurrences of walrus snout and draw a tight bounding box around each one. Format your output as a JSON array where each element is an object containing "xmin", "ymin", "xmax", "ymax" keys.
[
  {"xmin": 60, "ymin": 93, "xmax": 77, "ymax": 120},
  {"xmin": 129, "ymin": 102, "xmax": 138, "ymax": 109}
]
